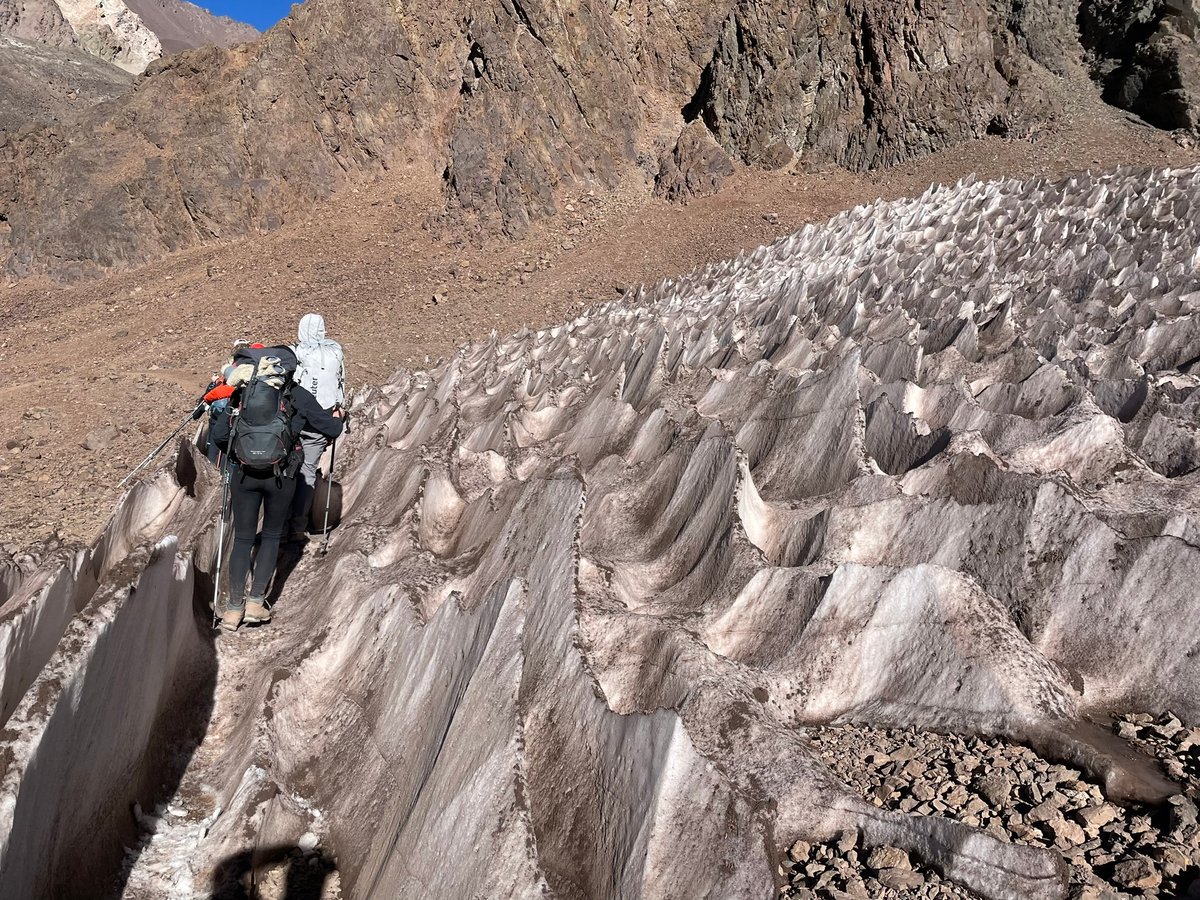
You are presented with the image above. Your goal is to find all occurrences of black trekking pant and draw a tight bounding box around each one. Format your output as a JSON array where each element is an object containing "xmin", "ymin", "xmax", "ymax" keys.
[{"xmin": 227, "ymin": 468, "xmax": 297, "ymax": 609}]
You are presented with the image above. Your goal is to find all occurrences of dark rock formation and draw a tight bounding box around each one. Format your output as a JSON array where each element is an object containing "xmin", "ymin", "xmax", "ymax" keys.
[
  {"xmin": 655, "ymin": 120, "xmax": 735, "ymax": 201},
  {"xmin": 1005, "ymin": 0, "xmax": 1082, "ymax": 75},
  {"xmin": 1079, "ymin": 0, "xmax": 1200, "ymax": 131},
  {"xmin": 1, "ymin": 0, "xmax": 1199, "ymax": 279},
  {"xmin": 684, "ymin": 0, "xmax": 1061, "ymax": 170},
  {"xmin": 438, "ymin": 0, "xmax": 640, "ymax": 239}
]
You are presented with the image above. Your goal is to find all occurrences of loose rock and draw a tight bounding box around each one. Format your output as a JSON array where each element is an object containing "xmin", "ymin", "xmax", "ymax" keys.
[{"xmin": 82, "ymin": 425, "xmax": 120, "ymax": 451}]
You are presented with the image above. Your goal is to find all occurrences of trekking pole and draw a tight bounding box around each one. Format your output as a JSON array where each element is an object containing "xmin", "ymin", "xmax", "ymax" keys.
[
  {"xmin": 119, "ymin": 401, "xmax": 206, "ymax": 489},
  {"xmin": 211, "ymin": 450, "xmax": 232, "ymax": 629},
  {"xmin": 318, "ymin": 435, "xmax": 338, "ymax": 558}
]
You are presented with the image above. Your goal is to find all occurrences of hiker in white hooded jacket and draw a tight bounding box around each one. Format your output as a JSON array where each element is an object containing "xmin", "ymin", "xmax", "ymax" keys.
[{"xmin": 288, "ymin": 313, "xmax": 346, "ymax": 542}]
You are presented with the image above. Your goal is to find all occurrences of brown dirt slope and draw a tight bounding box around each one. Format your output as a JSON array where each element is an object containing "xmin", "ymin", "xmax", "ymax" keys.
[
  {"xmin": 123, "ymin": 0, "xmax": 258, "ymax": 54},
  {"xmin": 0, "ymin": 76, "xmax": 1195, "ymax": 551},
  {"xmin": 0, "ymin": 0, "xmax": 1167, "ymax": 281}
]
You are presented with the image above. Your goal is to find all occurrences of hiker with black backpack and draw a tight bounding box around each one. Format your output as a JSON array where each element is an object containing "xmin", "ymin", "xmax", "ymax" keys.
[
  {"xmin": 209, "ymin": 344, "xmax": 344, "ymax": 633},
  {"xmin": 287, "ymin": 313, "xmax": 346, "ymax": 543},
  {"xmin": 201, "ymin": 341, "xmax": 262, "ymax": 463}
]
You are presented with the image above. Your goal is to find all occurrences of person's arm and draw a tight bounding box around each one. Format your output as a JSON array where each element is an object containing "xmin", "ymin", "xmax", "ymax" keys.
[
  {"xmin": 204, "ymin": 383, "xmax": 235, "ymax": 403},
  {"xmin": 293, "ymin": 388, "xmax": 345, "ymax": 440}
]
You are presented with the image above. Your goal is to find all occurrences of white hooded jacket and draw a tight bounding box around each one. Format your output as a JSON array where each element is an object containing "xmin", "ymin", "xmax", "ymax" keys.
[{"xmin": 293, "ymin": 313, "xmax": 345, "ymax": 410}]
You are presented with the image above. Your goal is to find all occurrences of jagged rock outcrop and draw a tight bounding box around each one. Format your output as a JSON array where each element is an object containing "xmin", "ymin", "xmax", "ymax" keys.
[
  {"xmin": 1080, "ymin": 0, "xmax": 1200, "ymax": 131},
  {"xmin": 53, "ymin": 0, "xmax": 163, "ymax": 72},
  {"xmin": 1, "ymin": 165, "xmax": 1197, "ymax": 899},
  {"xmin": 4, "ymin": 0, "xmax": 1200, "ymax": 280},
  {"xmin": 653, "ymin": 119, "xmax": 735, "ymax": 201},
  {"xmin": 0, "ymin": 0, "xmax": 76, "ymax": 46},
  {"xmin": 684, "ymin": 0, "xmax": 1059, "ymax": 169},
  {"xmin": 1003, "ymin": 0, "xmax": 1083, "ymax": 75}
]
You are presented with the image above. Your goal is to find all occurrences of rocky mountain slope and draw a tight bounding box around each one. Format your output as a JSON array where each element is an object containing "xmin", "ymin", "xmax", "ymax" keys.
[
  {"xmin": 0, "ymin": 0, "xmax": 135, "ymax": 128},
  {"xmin": 1, "ymin": 163, "xmax": 1197, "ymax": 900},
  {"xmin": 0, "ymin": 0, "xmax": 258, "ymax": 150},
  {"xmin": 0, "ymin": 35, "xmax": 132, "ymax": 130},
  {"xmin": 1, "ymin": 0, "xmax": 1198, "ymax": 281},
  {"xmin": 123, "ymin": 0, "xmax": 257, "ymax": 55},
  {"xmin": 0, "ymin": 0, "xmax": 257, "ymax": 72}
]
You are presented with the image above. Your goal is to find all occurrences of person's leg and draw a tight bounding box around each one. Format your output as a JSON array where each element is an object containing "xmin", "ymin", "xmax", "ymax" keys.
[
  {"xmin": 287, "ymin": 432, "xmax": 326, "ymax": 539},
  {"xmin": 226, "ymin": 475, "xmax": 265, "ymax": 611},
  {"xmin": 248, "ymin": 474, "xmax": 299, "ymax": 604}
]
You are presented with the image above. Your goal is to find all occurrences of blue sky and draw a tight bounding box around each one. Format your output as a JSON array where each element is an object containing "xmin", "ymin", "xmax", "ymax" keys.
[{"xmin": 194, "ymin": 0, "xmax": 298, "ymax": 31}]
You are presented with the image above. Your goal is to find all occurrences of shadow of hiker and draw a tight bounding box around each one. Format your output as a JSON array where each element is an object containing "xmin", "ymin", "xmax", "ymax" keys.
[{"xmin": 209, "ymin": 844, "xmax": 338, "ymax": 900}]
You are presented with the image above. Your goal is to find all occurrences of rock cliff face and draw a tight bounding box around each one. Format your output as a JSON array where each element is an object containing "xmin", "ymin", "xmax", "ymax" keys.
[
  {"xmin": 4, "ymin": 0, "xmax": 1199, "ymax": 281},
  {"xmin": 0, "ymin": 0, "xmax": 76, "ymax": 46},
  {"xmin": 1079, "ymin": 0, "xmax": 1200, "ymax": 132},
  {"xmin": 53, "ymin": 0, "xmax": 163, "ymax": 72},
  {"xmin": 1, "ymin": 164, "xmax": 1197, "ymax": 900},
  {"xmin": 686, "ymin": 0, "xmax": 1058, "ymax": 170}
]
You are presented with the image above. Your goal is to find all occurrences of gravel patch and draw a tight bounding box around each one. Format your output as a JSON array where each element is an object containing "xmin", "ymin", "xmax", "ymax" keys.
[{"xmin": 780, "ymin": 714, "xmax": 1199, "ymax": 898}]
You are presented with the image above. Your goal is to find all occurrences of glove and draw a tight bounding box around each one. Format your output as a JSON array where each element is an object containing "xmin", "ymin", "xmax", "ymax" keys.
[{"xmin": 191, "ymin": 401, "xmax": 207, "ymax": 421}]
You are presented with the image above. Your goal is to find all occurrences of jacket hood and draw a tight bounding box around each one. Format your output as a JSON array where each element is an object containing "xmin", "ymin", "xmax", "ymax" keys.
[{"xmin": 297, "ymin": 313, "xmax": 326, "ymax": 345}]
